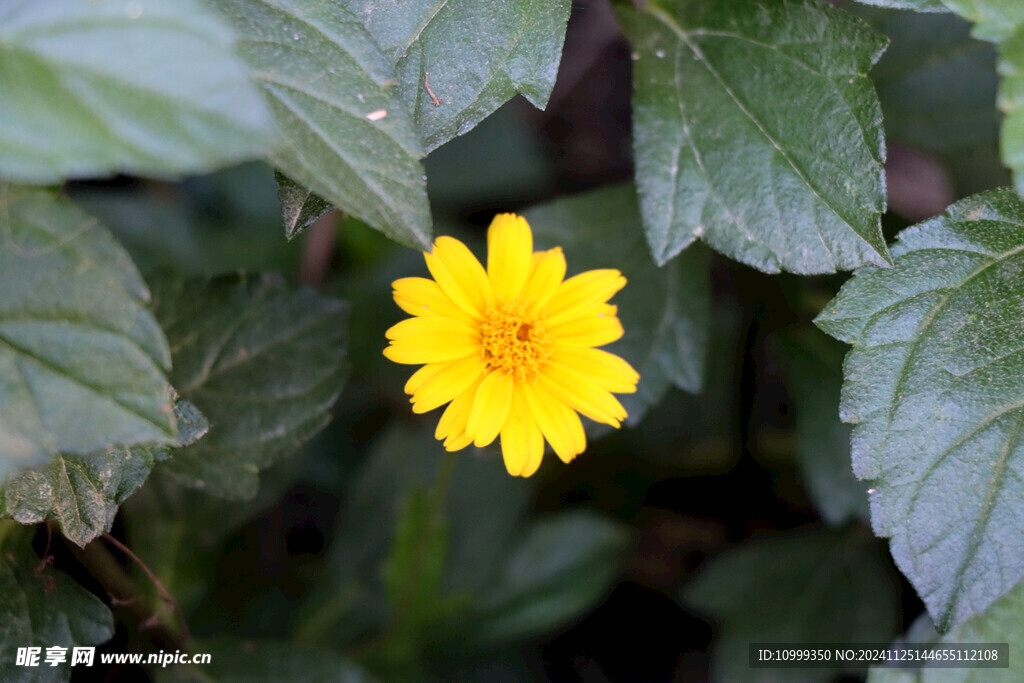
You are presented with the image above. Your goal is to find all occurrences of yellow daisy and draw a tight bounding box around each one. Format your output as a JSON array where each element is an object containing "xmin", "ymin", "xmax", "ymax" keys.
[{"xmin": 383, "ymin": 213, "xmax": 639, "ymax": 477}]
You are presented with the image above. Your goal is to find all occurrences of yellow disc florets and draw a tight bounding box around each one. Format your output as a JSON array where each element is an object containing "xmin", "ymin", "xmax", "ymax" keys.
[{"xmin": 480, "ymin": 301, "xmax": 550, "ymax": 380}]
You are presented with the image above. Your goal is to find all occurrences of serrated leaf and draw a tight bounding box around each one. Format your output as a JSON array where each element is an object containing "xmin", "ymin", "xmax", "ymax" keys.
[
  {"xmin": 349, "ymin": 0, "xmax": 571, "ymax": 152},
  {"xmin": 858, "ymin": 8, "xmax": 999, "ymax": 152},
  {"xmin": 152, "ymin": 275, "xmax": 348, "ymax": 500},
  {"xmin": 778, "ymin": 329, "xmax": 870, "ymax": 526},
  {"xmin": 0, "ymin": 533, "xmax": 114, "ymax": 683},
  {"xmin": 208, "ymin": 0, "xmax": 431, "ymax": 248},
  {"xmin": 853, "ymin": 0, "xmax": 949, "ymax": 10},
  {"xmin": 938, "ymin": 0, "xmax": 1024, "ymax": 41},
  {"xmin": 1000, "ymin": 26, "xmax": 1024, "ymax": 197},
  {"xmin": 523, "ymin": 183, "xmax": 710, "ymax": 424},
  {"xmin": 0, "ymin": 186, "xmax": 176, "ymax": 475},
  {"xmin": 617, "ymin": 0, "xmax": 891, "ymax": 273},
  {"xmin": 684, "ymin": 527, "xmax": 900, "ymax": 683},
  {"xmin": 0, "ymin": 0, "xmax": 272, "ymax": 183},
  {"xmin": 0, "ymin": 400, "xmax": 208, "ymax": 547},
  {"xmin": 868, "ymin": 581, "xmax": 1024, "ymax": 682},
  {"xmin": 275, "ymin": 172, "xmax": 332, "ymax": 240},
  {"xmin": 815, "ymin": 188, "xmax": 1024, "ymax": 630},
  {"xmin": 453, "ymin": 511, "xmax": 630, "ymax": 651},
  {"xmin": 156, "ymin": 637, "xmax": 379, "ymax": 683}
]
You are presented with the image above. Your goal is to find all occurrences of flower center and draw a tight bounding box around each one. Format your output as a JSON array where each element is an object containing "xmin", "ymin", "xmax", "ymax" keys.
[{"xmin": 480, "ymin": 302, "xmax": 550, "ymax": 380}]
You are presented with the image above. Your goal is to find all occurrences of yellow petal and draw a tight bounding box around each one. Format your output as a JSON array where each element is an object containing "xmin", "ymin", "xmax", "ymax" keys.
[
  {"xmin": 412, "ymin": 355, "xmax": 484, "ymax": 413},
  {"xmin": 548, "ymin": 308, "xmax": 624, "ymax": 347},
  {"xmin": 383, "ymin": 317, "xmax": 480, "ymax": 364},
  {"xmin": 404, "ymin": 361, "xmax": 449, "ymax": 395},
  {"xmin": 521, "ymin": 247, "xmax": 566, "ymax": 316},
  {"xmin": 393, "ymin": 277, "xmax": 478, "ymax": 327},
  {"xmin": 544, "ymin": 270, "xmax": 625, "ymax": 327},
  {"xmin": 436, "ymin": 377, "xmax": 481, "ymax": 446},
  {"xmin": 500, "ymin": 384, "xmax": 544, "ymax": 477},
  {"xmin": 539, "ymin": 362, "xmax": 628, "ymax": 427},
  {"xmin": 551, "ymin": 347, "xmax": 639, "ymax": 394},
  {"xmin": 487, "ymin": 214, "xmax": 533, "ymax": 302},
  {"xmin": 522, "ymin": 381, "xmax": 586, "ymax": 463},
  {"xmin": 424, "ymin": 237, "xmax": 493, "ymax": 320},
  {"xmin": 466, "ymin": 370, "xmax": 514, "ymax": 447}
]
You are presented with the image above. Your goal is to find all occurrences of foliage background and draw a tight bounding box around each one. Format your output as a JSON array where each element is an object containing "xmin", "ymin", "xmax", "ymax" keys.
[{"xmin": 3, "ymin": 0, "xmax": 1024, "ymax": 681}]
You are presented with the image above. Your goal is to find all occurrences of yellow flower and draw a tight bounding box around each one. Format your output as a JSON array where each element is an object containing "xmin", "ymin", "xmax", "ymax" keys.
[{"xmin": 383, "ymin": 213, "xmax": 639, "ymax": 477}]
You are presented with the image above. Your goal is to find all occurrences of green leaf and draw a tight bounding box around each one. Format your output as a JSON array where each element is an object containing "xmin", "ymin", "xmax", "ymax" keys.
[
  {"xmin": 815, "ymin": 188, "xmax": 1024, "ymax": 630},
  {"xmin": 937, "ymin": 0, "xmax": 1024, "ymax": 41},
  {"xmin": 297, "ymin": 424, "xmax": 533, "ymax": 647},
  {"xmin": 350, "ymin": 0, "xmax": 572, "ymax": 153},
  {"xmin": 0, "ymin": 186, "xmax": 176, "ymax": 475},
  {"xmin": 275, "ymin": 172, "xmax": 332, "ymax": 240},
  {"xmin": 1, "ymin": 400, "xmax": 207, "ymax": 547},
  {"xmin": 207, "ymin": 0, "xmax": 431, "ymax": 247},
  {"xmin": 858, "ymin": 8, "xmax": 1000, "ymax": 152},
  {"xmin": 617, "ymin": 0, "xmax": 891, "ymax": 273},
  {"xmin": 1000, "ymin": 26, "xmax": 1024, "ymax": 197},
  {"xmin": 0, "ymin": 0, "xmax": 272, "ymax": 183},
  {"xmin": 453, "ymin": 511, "xmax": 630, "ymax": 651},
  {"xmin": 0, "ymin": 532, "xmax": 114, "ymax": 683},
  {"xmin": 523, "ymin": 183, "xmax": 711, "ymax": 424},
  {"xmin": 152, "ymin": 275, "xmax": 348, "ymax": 500},
  {"xmin": 156, "ymin": 637, "xmax": 379, "ymax": 683},
  {"xmin": 684, "ymin": 527, "xmax": 900, "ymax": 682},
  {"xmin": 778, "ymin": 329, "xmax": 870, "ymax": 526},
  {"xmin": 869, "ymin": 581, "xmax": 1024, "ymax": 682},
  {"xmin": 853, "ymin": 0, "xmax": 949, "ymax": 10}
]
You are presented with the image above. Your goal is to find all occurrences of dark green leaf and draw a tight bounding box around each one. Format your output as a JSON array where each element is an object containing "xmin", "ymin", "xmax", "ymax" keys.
[
  {"xmin": 853, "ymin": 0, "xmax": 949, "ymax": 10},
  {"xmin": 1000, "ymin": 26, "xmax": 1024, "ymax": 197},
  {"xmin": 156, "ymin": 637, "xmax": 379, "ymax": 683},
  {"xmin": 937, "ymin": 0, "xmax": 1024, "ymax": 41},
  {"xmin": 350, "ymin": 0, "xmax": 572, "ymax": 152},
  {"xmin": 868, "ymin": 582, "xmax": 1024, "ymax": 682},
  {"xmin": 152, "ymin": 275, "xmax": 348, "ymax": 499},
  {"xmin": 275, "ymin": 172, "xmax": 332, "ymax": 240},
  {"xmin": 858, "ymin": 8, "xmax": 1000, "ymax": 151},
  {"xmin": 684, "ymin": 527, "xmax": 900, "ymax": 682},
  {"xmin": 778, "ymin": 330, "xmax": 869, "ymax": 526},
  {"xmin": 816, "ymin": 188, "xmax": 1024, "ymax": 630},
  {"xmin": 523, "ymin": 183, "xmax": 711, "ymax": 425},
  {"xmin": 453, "ymin": 511, "xmax": 630, "ymax": 651},
  {"xmin": 297, "ymin": 424, "xmax": 532, "ymax": 647},
  {"xmin": 0, "ymin": 187, "xmax": 176, "ymax": 476},
  {"xmin": 0, "ymin": 531, "xmax": 114, "ymax": 683},
  {"xmin": 71, "ymin": 163, "xmax": 302, "ymax": 277},
  {"xmin": 0, "ymin": 0, "xmax": 272, "ymax": 183},
  {"xmin": 208, "ymin": 0, "xmax": 431, "ymax": 247},
  {"xmin": 1, "ymin": 400, "xmax": 207, "ymax": 547},
  {"xmin": 617, "ymin": 0, "xmax": 890, "ymax": 273}
]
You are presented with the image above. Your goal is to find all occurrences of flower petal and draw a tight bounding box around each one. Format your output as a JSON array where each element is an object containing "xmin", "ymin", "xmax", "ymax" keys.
[
  {"xmin": 411, "ymin": 355, "xmax": 484, "ymax": 413},
  {"xmin": 436, "ymin": 377, "xmax": 482, "ymax": 450},
  {"xmin": 522, "ymin": 381, "xmax": 586, "ymax": 463},
  {"xmin": 500, "ymin": 384, "xmax": 544, "ymax": 477},
  {"xmin": 466, "ymin": 370, "xmax": 514, "ymax": 447},
  {"xmin": 383, "ymin": 316, "xmax": 480, "ymax": 364},
  {"xmin": 393, "ymin": 277, "xmax": 478, "ymax": 327},
  {"xmin": 548, "ymin": 307, "xmax": 624, "ymax": 347},
  {"xmin": 521, "ymin": 247, "xmax": 566, "ymax": 316},
  {"xmin": 425, "ymin": 236, "xmax": 493, "ymax": 320},
  {"xmin": 539, "ymin": 362, "xmax": 628, "ymax": 427},
  {"xmin": 404, "ymin": 361, "xmax": 449, "ymax": 395},
  {"xmin": 487, "ymin": 213, "xmax": 533, "ymax": 301},
  {"xmin": 551, "ymin": 347, "xmax": 639, "ymax": 394},
  {"xmin": 543, "ymin": 269, "xmax": 625, "ymax": 327}
]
